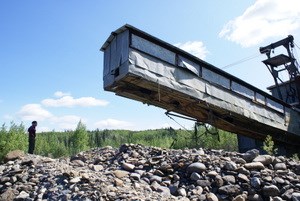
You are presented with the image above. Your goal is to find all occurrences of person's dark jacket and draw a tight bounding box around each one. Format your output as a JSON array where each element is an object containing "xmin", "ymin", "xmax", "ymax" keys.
[{"xmin": 28, "ymin": 125, "xmax": 36, "ymax": 138}]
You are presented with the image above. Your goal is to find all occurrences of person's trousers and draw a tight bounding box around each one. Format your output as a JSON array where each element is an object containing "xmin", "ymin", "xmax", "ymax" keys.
[{"xmin": 28, "ymin": 136, "xmax": 35, "ymax": 154}]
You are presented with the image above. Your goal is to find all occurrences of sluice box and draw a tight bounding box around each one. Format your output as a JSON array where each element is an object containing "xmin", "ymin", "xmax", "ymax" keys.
[{"xmin": 101, "ymin": 24, "xmax": 300, "ymax": 147}]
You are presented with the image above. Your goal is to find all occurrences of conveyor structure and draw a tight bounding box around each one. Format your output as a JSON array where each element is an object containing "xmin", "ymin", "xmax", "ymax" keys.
[{"xmin": 100, "ymin": 24, "xmax": 300, "ymax": 151}]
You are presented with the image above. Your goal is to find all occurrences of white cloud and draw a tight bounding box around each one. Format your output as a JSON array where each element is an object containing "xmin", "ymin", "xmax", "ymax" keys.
[
  {"xmin": 17, "ymin": 103, "xmax": 84, "ymax": 131},
  {"xmin": 42, "ymin": 96, "xmax": 109, "ymax": 107},
  {"xmin": 54, "ymin": 91, "xmax": 71, "ymax": 98},
  {"xmin": 18, "ymin": 104, "xmax": 53, "ymax": 121},
  {"xmin": 219, "ymin": 0, "xmax": 300, "ymax": 47},
  {"xmin": 50, "ymin": 115, "xmax": 83, "ymax": 130},
  {"xmin": 174, "ymin": 41, "xmax": 209, "ymax": 59},
  {"xmin": 94, "ymin": 118, "xmax": 134, "ymax": 130}
]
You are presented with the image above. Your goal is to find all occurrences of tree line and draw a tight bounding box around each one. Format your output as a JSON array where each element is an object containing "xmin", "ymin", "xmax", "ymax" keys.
[{"xmin": 0, "ymin": 121, "xmax": 238, "ymax": 162}]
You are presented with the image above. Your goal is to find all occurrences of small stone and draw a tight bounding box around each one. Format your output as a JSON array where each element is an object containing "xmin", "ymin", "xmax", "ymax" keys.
[
  {"xmin": 150, "ymin": 175, "xmax": 162, "ymax": 183},
  {"xmin": 157, "ymin": 185, "xmax": 171, "ymax": 196},
  {"xmin": 114, "ymin": 178, "xmax": 123, "ymax": 186},
  {"xmin": 154, "ymin": 169, "xmax": 164, "ymax": 176},
  {"xmin": 218, "ymin": 184, "xmax": 241, "ymax": 195},
  {"xmin": 130, "ymin": 172, "xmax": 141, "ymax": 180},
  {"xmin": 177, "ymin": 187, "xmax": 187, "ymax": 197},
  {"xmin": 282, "ymin": 189, "xmax": 294, "ymax": 200},
  {"xmin": 253, "ymin": 155, "xmax": 273, "ymax": 165},
  {"xmin": 16, "ymin": 191, "xmax": 29, "ymax": 199},
  {"xmin": 214, "ymin": 175, "xmax": 224, "ymax": 187},
  {"xmin": 0, "ymin": 188, "xmax": 18, "ymax": 201},
  {"xmin": 274, "ymin": 163, "xmax": 287, "ymax": 170},
  {"xmin": 237, "ymin": 173, "xmax": 249, "ymax": 183},
  {"xmin": 250, "ymin": 177, "xmax": 261, "ymax": 189},
  {"xmin": 242, "ymin": 149, "xmax": 259, "ymax": 162},
  {"xmin": 151, "ymin": 181, "xmax": 160, "ymax": 191},
  {"xmin": 272, "ymin": 196, "xmax": 283, "ymax": 201},
  {"xmin": 224, "ymin": 161, "xmax": 237, "ymax": 170},
  {"xmin": 248, "ymin": 194, "xmax": 263, "ymax": 201},
  {"xmin": 292, "ymin": 192, "xmax": 300, "ymax": 201},
  {"xmin": 197, "ymin": 179, "xmax": 211, "ymax": 187},
  {"xmin": 191, "ymin": 186, "xmax": 203, "ymax": 195},
  {"xmin": 0, "ymin": 177, "xmax": 10, "ymax": 184},
  {"xmin": 4, "ymin": 150, "xmax": 24, "ymax": 162},
  {"xmin": 274, "ymin": 176, "xmax": 285, "ymax": 184},
  {"xmin": 71, "ymin": 160, "xmax": 85, "ymax": 167},
  {"xmin": 190, "ymin": 172, "xmax": 201, "ymax": 181},
  {"xmin": 92, "ymin": 164, "xmax": 103, "ymax": 171},
  {"xmin": 186, "ymin": 162, "xmax": 206, "ymax": 173},
  {"xmin": 69, "ymin": 177, "xmax": 81, "ymax": 184},
  {"xmin": 244, "ymin": 162, "xmax": 264, "ymax": 170},
  {"xmin": 113, "ymin": 170, "xmax": 129, "ymax": 178},
  {"xmin": 262, "ymin": 185, "xmax": 280, "ymax": 196},
  {"xmin": 122, "ymin": 162, "xmax": 135, "ymax": 171},
  {"xmin": 223, "ymin": 175, "xmax": 236, "ymax": 184},
  {"xmin": 207, "ymin": 171, "xmax": 218, "ymax": 177},
  {"xmin": 233, "ymin": 194, "xmax": 246, "ymax": 201},
  {"xmin": 206, "ymin": 192, "xmax": 219, "ymax": 201}
]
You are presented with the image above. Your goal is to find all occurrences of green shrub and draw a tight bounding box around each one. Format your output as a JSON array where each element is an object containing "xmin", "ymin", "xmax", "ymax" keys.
[{"xmin": 263, "ymin": 135, "xmax": 278, "ymax": 155}]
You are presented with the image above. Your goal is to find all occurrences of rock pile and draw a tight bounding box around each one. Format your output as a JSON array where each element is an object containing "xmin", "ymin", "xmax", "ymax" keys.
[{"xmin": 1, "ymin": 144, "xmax": 300, "ymax": 201}]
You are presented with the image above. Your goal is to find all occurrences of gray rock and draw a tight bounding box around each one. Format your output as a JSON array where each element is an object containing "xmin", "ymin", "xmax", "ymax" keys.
[
  {"xmin": 262, "ymin": 185, "xmax": 280, "ymax": 196},
  {"xmin": 130, "ymin": 172, "xmax": 141, "ymax": 180},
  {"xmin": 253, "ymin": 155, "xmax": 273, "ymax": 165},
  {"xmin": 150, "ymin": 175, "xmax": 162, "ymax": 183},
  {"xmin": 69, "ymin": 177, "xmax": 81, "ymax": 184},
  {"xmin": 197, "ymin": 179, "xmax": 211, "ymax": 187},
  {"xmin": 292, "ymin": 192, "xmax": 300, "ymax": 201},
  {"xmin": 273, "ymin": 197, "xmax": 284, "ymax": 201},
  {"xmin": 92, "ymin": 164, "xmax": 103, "ymax": 171},
  {"xmin": 4, "ymin": 150, "xmax": 24, "ymax": 162},
  {"xmin": 242, "ymin": 149, "xmax": 259, "ymax": 162},
  {"xmin": 186, "ymin": 162, "xmax": 206, "ymax": 173},
  {"xmin": 0, "ymin": 188, "xmax": 18, "ymax": 201},
  {"xmin": 237, "ymin": 173, "xmax": 249, "ymax": 183},
  {"xmin": 122, "ymin": 162, "xmax": 135, "ymax": 171},
  {"xmin": 113, "ymin": 170, "xmax": 129, "ymax": 178},
  {"xmin": 224, "ymin": 161, "xmax": 237, "ymax": 171},
  {"xmin": 274, "ymin": 163, "xmax": 287, "ymax": 170},
  {"xmin": 233, "ymin": 194, "xmax": 247, "ymax": 201},
  {"xmin": 214, "ymin": 175, "xmax": 224, "ymax": 187},
  {"xmin": 244, "ymin": 162, "xmax": 264, "ymax": 170},
  {"xmin": 157, "ymin": 185, "xmax": 171, "ymax": 196},
  {"xmin": 177, "ymin": 187, "xmax": 187, "ymax": 197},
  {"xmin": 222, "ymin": 175, "xmax": 236, "ymax": 184},
  {"xmin": 250, "ymin": 177, "xmax": 261, "ymax": 189},
  {"xmin": 190, "ymin": 172, "xmax": 201, "ymax": 181},
  {"xmin": 191, "ymin": 186, "xmax": 203, "ymax": 195},
  {"xmin": 282, "ymin": 188, "xmax": 294, "ymax": 200},
  {"xmin": 206, "ymin": 192, "xmax": 218, "ymax": 201},
  {"xmin": 16, "ymin": 191, "xmax": 29, "ymax": 199},
  {"xmin": 248, "ymin": 194, "xmax": 263, "ymax": 201},
  {"xmin": 218, "ymin": 184, "xmax": 241, "ymax": 195}
]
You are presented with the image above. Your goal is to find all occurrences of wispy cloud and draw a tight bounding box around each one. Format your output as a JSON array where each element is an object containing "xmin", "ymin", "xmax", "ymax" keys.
[
  {"xmin": 219, "ymin": 0, "xmax": 300, "ymax": 47},
  {"xmin": 54, "ymin": 91, "xmax": 71, "ymax": 98},
  {"xmin": 174, "ymin": 41, "xmax": 209, "ymax": 59},
  {"xmin": 94, "ymin": 118, "xmax": 134, "ymax": 130},
  {"xmin": 50, "ymin": 115, "xmax": 84, "ymax": 131},
  {"xmin": 42, "ymin": 95, "xmax": 109, "ymax": 107},
  {"xmin": 18, "ymin": 104, "xmax": 53, "ymax": 121}
]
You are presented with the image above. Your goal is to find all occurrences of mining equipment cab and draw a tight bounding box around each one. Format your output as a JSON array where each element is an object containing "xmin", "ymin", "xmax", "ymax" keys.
[{"xmin": 260, "ymin": 35, "xmax": 300, "ymax": 108}]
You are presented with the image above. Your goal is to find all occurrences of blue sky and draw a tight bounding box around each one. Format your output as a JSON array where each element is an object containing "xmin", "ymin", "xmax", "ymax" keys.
[{"xmin": 1, "ymin": 0, "xmax": 300, "ymax": 131}]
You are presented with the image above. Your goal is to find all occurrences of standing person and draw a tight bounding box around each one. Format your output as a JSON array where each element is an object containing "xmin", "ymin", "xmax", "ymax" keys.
[{"xmin": 28, "ymin": 121, "xmax": 37, "ymax": 154}]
